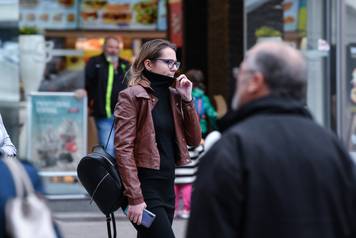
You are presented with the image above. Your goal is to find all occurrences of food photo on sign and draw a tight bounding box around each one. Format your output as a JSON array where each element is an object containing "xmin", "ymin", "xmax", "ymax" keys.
[
  {"xmin": 19, "ymin": 0, "xmax": 78, "ymax": 30},
  {"xmin": 79, "ymin": 0, "xmax": 163, "ymax": 30}
]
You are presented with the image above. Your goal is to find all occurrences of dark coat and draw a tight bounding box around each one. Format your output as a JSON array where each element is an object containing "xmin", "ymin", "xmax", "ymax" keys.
[{"xmin": 187, "ymin": 96, "xmax": 356, "ymax": 238}]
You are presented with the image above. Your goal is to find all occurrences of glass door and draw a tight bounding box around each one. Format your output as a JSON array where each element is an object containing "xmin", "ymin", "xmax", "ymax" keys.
[
  {"xmin": 338, "ymin": 0, "xmax": 356, "ymax": 162},
  {"xmin": 244, "ymin": 0, "xmax": 334, "ymax": 126},
  {"xmin": 303, "ymin": 0, "xmax": 333, "ymax": 127}
]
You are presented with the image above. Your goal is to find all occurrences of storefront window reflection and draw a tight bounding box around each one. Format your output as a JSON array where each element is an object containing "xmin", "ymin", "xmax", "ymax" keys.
[
  {"xmin": 344, "ymin": 0, "xmax": 356, "ymax": 162},
  {"xmin": 245, "ymin": 0, "xmax": 356, "ymax": 162},
  {"xmin": 245, "ymin": 0, "xmax": 331, "ymax": 126}
]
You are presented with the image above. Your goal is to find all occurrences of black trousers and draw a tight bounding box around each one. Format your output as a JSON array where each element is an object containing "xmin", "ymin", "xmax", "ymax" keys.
[{"xmin": 134, "ymin": 206, "xmax": 175, "ymax": 238}]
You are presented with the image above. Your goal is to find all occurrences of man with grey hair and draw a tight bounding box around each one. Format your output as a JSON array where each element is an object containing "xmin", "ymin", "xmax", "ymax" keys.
[
  {"xmin": 186, "ymin": 42, "xmax": 356, "ymax": 238},
  {"xmin": 85, "ymin": 36, "xmax": 130, "ymax": 156}
]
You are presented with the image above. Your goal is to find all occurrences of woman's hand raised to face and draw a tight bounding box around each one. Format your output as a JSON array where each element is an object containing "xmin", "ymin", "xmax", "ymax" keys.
[{"xmin": 176, "ymin": 74, "xmax": 192, "ymax": 102}]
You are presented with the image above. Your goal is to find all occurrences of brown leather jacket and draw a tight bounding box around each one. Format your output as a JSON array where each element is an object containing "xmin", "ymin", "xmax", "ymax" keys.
[{"xmin": 114, "ymin": 79, "xmax": 201, "ymax": 205}]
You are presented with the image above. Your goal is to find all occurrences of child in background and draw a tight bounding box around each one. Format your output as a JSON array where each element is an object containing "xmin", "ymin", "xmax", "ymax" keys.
[
  {"xmin": 174, "ymin": 141, "xmax": 204, "ymax": 219},
  {"xmin": 186, "ymin": 69, "xmax": 217, "ymax": 137},
  {"xmin": 174, "ymin": 69, "xmax": 217, "ymax": 218}
]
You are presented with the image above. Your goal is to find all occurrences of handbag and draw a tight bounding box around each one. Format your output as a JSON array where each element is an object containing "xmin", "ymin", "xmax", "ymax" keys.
[
  {"xmin": 3, "ymin": 157, "xmax": 57, "ymax": 238},
  {"xmin": 77, "ymin": 119, "xmax": 125, "ymax": 238}
]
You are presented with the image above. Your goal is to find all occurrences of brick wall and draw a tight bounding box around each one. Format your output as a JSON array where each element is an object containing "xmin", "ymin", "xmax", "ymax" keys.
[
  {"xmin": 207, "ymin": 0, "xmax": 229, "ymax": 98},
  {"xmin": 183, "ymin": 0, "xmax": 244, "ymax": 105},
  {"xmin": 207, "ymin": 0, "xmax": 243, "ymax": 105}
]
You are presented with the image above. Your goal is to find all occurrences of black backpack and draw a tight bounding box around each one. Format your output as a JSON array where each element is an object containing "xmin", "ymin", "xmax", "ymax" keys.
[{"xmin": 77, "ymin": 120, "xmax": 125, "ymax": 238}]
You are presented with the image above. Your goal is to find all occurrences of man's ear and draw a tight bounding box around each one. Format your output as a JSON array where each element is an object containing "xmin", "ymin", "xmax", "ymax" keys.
[
  {"xmin": 144, "ymin": 59, "xmax": 152, "ymax": 71},
  {"xmin": 247, "ymin": 72, "xmax": 269, "ymax": 95}
]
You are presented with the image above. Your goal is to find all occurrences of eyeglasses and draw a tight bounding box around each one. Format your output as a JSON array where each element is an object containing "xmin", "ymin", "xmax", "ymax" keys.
[{"xmin": 153, "ymin": 58, "xmax": 181, "ymax": 70}]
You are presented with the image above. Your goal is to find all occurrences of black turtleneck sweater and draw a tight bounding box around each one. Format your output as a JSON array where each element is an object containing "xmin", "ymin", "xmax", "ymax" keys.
[{"xmin": 137, "ymin": 70, "xmax": 177, "ymax": 208}]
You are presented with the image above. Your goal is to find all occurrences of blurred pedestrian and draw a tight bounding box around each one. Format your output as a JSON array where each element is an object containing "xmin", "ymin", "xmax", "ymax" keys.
[
  {"xmin": 187, "ymin": 42, "xmax": 356, "ymax": 238},
  {"xmin": 0, "ymin": 117, "xmax": 62, "ymax": 237},
  {"xmin": 85, "ymin": 36, "xmax": 130, "ymax": 156},
  {"xmin": 173, "ymin": 69, "xmax": 217, "ymax": 219},
  {"xmin": 0, "ymin": 157, "xmax": 62, "ymax": 238},
  {"xmin": 0, "ymin": 114, "xmax": 16, "ymax": 157},
  {"xmin": 186, "ymin": 69, "xmax": 217, "ymax": 138},
  {"xmin": 174, "ymin": 141, "xmax": 204, "ymax": 219},
  {"xmin": 115, "ymin": 39, "xmax": 201, "ymax": 238}
]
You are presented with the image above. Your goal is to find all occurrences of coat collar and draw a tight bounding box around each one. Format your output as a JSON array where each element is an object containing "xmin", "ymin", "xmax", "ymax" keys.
[
  {"xmin": 137, "ymin": 77, "xmax": 152, "ymax": 90},
  {"xmin": 218, "ymin": 96, "xmax": 313, "ymax": 133}
]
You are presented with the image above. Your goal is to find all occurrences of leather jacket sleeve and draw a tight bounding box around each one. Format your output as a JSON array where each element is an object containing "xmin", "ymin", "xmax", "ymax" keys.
[
  {"xmin": 114, "ymin": 90, "xmax": 144, "ymax": 205},
  {"xmin": 182, "ymin": 100, "xmax": 202, "ymax": 146}
]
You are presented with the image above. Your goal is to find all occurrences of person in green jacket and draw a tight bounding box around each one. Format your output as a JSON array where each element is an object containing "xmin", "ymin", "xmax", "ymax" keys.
[{"xmin": 186, "ymin": 69, "xmax": 218, "ymax": 137}]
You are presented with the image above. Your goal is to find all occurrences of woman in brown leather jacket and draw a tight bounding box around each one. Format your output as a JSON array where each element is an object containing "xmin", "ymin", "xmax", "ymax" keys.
[{"xmin": 114, "ymin": 39, "xmax": 201, "ymax": 237}]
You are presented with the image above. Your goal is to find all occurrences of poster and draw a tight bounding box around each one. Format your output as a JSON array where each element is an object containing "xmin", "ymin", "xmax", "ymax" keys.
[
  {"xmin": 79, "ymin": 0, "xmax": 167, "ymax": 30},
  {"xmin": 283, "ymin": 0, "xmax": 299, "ymax": 32},
  {"xmin": 19, "ymin": 0, "xmax": 78, "ymax": 30},
  {"xmin": 28, "ymin": 92, "xmax": 87, "ymax": 173}
]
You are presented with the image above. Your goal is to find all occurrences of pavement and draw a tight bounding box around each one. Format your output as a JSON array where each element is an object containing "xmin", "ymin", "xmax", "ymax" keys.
[
  {"xmin": 51, "ymin": 199, "xmax": 188, "ymax": 238},
  {"xmin": 55, "ymin": 212, "xmax": 188, "ymax": 238}
]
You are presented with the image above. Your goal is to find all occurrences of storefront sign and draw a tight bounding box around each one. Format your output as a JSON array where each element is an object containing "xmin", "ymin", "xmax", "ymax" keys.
[
  {"xmin": 282, "ymin": 0, "xmax": 299, "ymax": 32},
  {"xmin": 282, "ymin": 0, "xmax": 307, "ymax": 33},
  {"xmin": 19, "ymin": 0, "xmax": 167, "ymax": 31},
  {"xmin": 20, "ymin": 0, "xmax": 78, "ymax": 30},
  {"xmin": 27, "ymin": 92, "xmax": 87, "ymax": 173},
  {"xmin": 157, "ymin": 0, "xmax": 168, "ymax": 31},
  {"xmin": 79, "ymin": 0, "xmax": 167, "ymax": 30}
]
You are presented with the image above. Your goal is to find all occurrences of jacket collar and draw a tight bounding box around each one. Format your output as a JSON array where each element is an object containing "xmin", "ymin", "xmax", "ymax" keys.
[
  {"xmin": 137, "ymin": 77, "xmax": 152, "ymax": 90},
  {"xmin": 218, "ymin": 96, "xmax": 313, "ymax": 133}
]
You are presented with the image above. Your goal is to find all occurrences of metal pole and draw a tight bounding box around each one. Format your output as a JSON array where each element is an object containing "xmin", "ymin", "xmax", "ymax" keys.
[
  {"xmin": 336, "ymin": 0, "xmax": 346, "ymax": 141},
  {"xmin": 243, "ymin": 0, "xmax": 247, "ymax": 52},
  {"xmin": 323, "ymin": 0, "xmax": 332, "ymax": 129}
]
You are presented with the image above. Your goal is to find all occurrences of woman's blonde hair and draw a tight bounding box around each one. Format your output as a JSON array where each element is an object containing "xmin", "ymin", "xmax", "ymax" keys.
[{"xmin": 127, "ymin": 39, "xmax": 177, "ymax": 86}]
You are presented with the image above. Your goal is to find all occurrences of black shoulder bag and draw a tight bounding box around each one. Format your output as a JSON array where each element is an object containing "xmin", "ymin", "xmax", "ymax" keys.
[{"xmin": 77, "ymin": 119, "xmax": 125, "ymax": 238}]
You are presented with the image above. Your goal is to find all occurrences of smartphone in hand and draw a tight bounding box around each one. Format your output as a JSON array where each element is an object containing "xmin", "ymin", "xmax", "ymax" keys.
[
  {"xmin": 141, "ymin": 209, "xmax": 156, "ymax": 228},
  {"xmin": 123, "ymin": 207, "xmax": 156, "ymax": 228}
]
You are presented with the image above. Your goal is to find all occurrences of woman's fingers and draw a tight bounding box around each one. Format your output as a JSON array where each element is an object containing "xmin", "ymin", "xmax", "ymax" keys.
[
  {"xmin": 137, "ymin": 213, "xmax": 143, "ymax": 225},
  {"xmin": 127, "ymin": 202, "xmax": 146, "ymax": 224},
  {"xmin": 133, "ymin": 213, "xmax": 138, "ymax": 224},
  {"xmin": 176, "ymin": 74, "xmax": 186, "ymax": 81}
]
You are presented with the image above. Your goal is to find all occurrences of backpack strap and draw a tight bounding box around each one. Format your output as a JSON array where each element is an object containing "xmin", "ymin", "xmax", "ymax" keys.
[
  {"xmin": 105, "ymin": 119, "xmax": 116, "ymax": 151},
  {"xmin": 111, "ymin": 213, "xmax": 117, "ymax": 238},
  {"xmin": 106, "ymin": 212, "xmax": 117, "ymax": 238}
]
